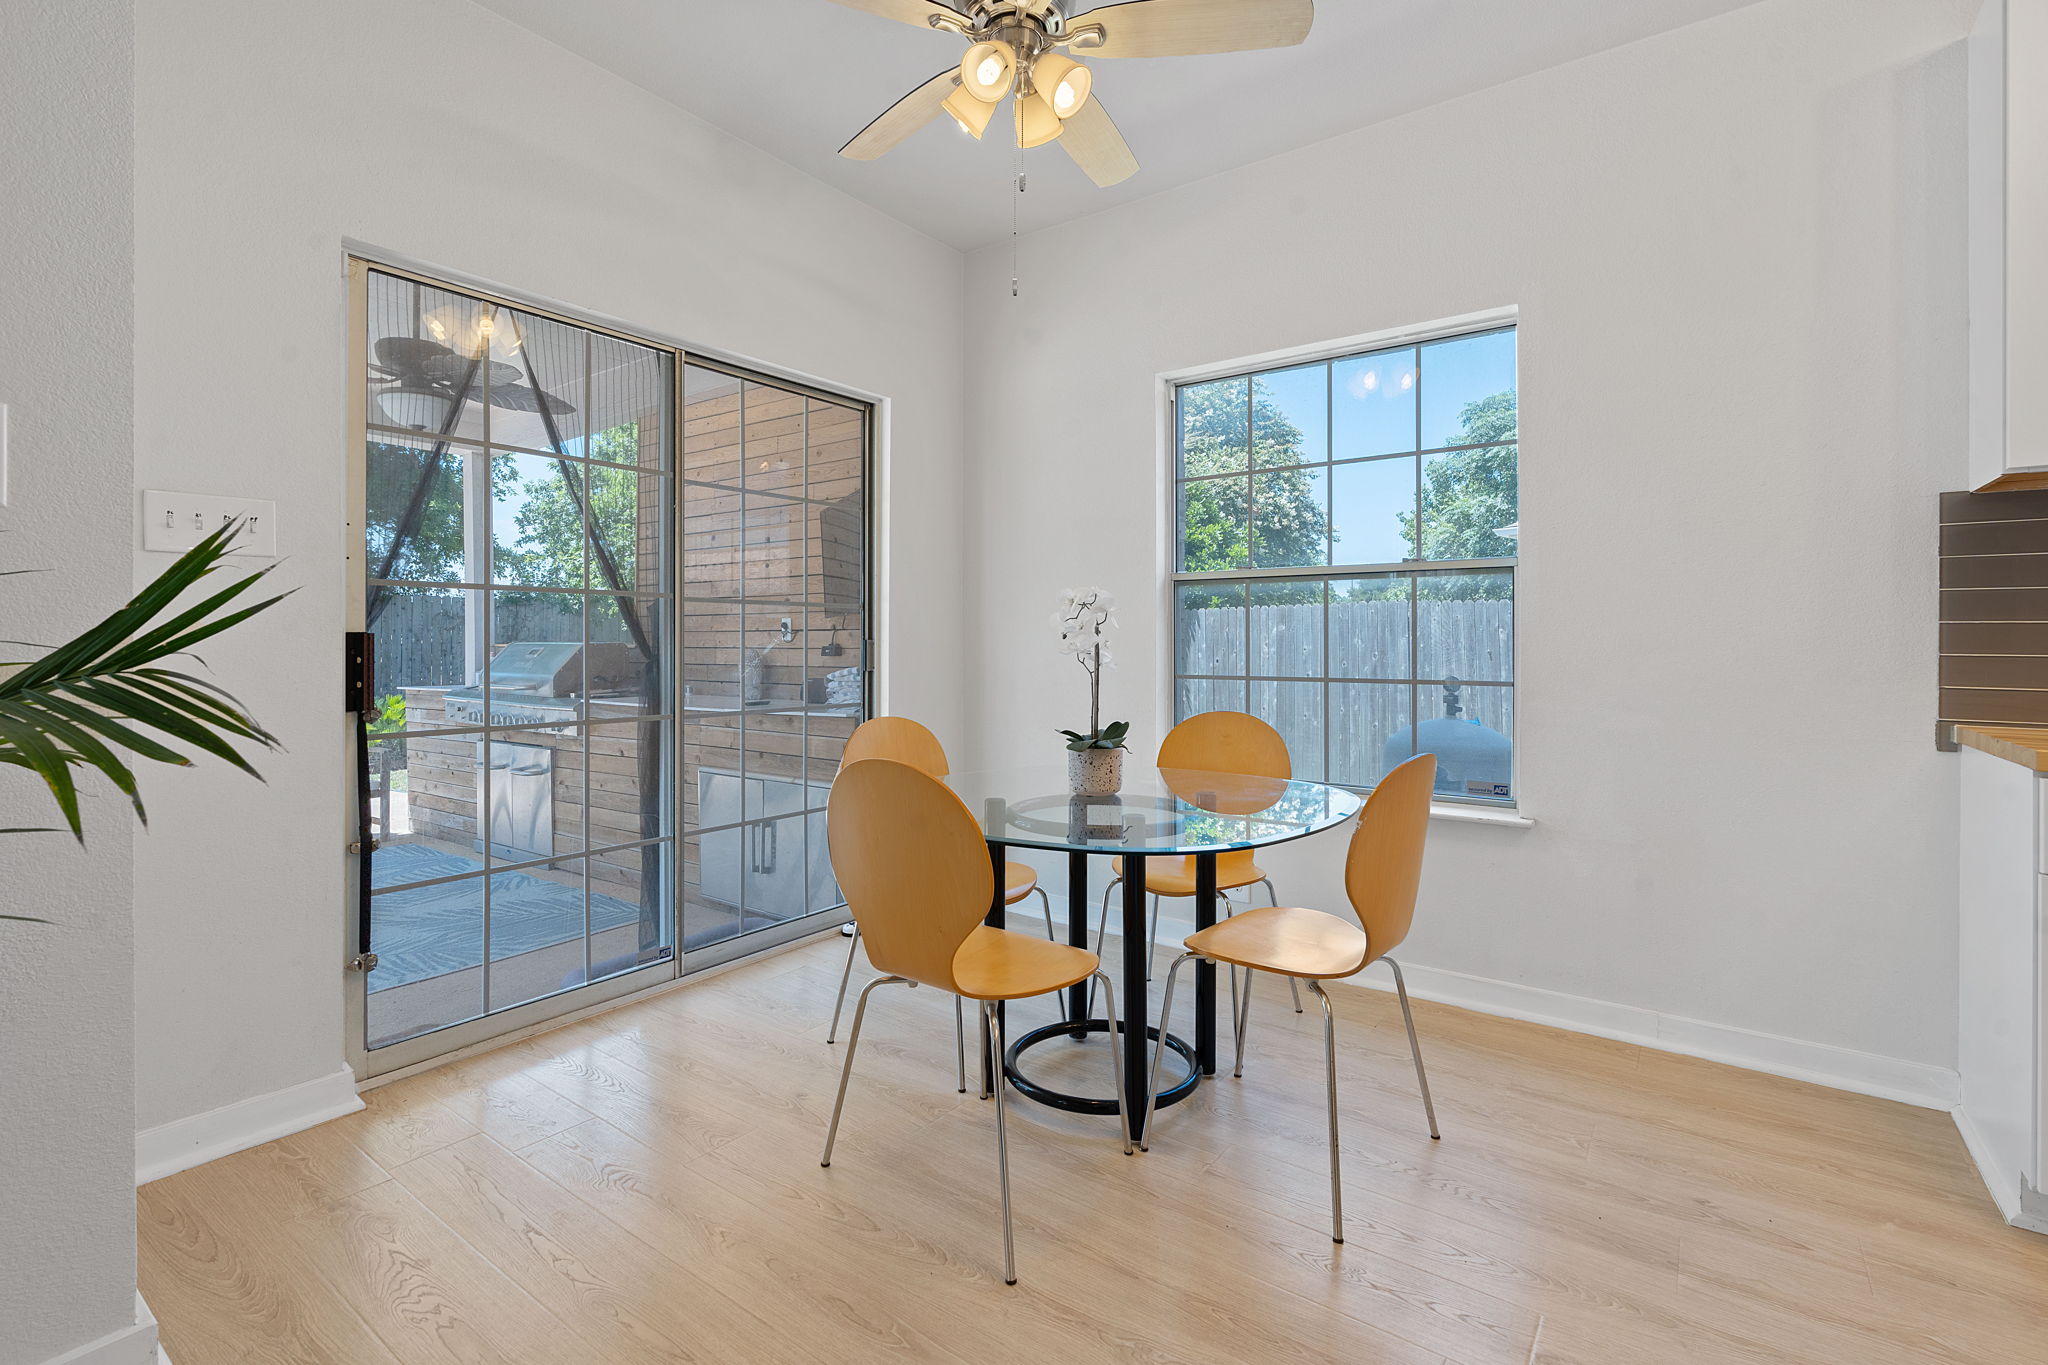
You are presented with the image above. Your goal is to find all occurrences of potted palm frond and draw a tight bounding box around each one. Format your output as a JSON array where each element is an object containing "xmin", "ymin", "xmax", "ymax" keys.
[
  {"xmin": 1053, "ymin": 587, "xmax": 1128, "ymax": 797},
  {"xmin": 1, "ymin": 522, "xmax": 286, "ymax": 922}
]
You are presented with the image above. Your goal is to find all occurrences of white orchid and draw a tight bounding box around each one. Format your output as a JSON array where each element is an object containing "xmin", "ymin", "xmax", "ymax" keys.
[{"xmin": 1054, "ymin": 586, "xmax": 1127, "ymax": 752}]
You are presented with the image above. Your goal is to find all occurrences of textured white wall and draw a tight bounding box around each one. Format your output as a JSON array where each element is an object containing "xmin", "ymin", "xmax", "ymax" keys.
[
  {"xmin": 963, "ymin": 0, "xmax": 1972, "ymax": 1069},
  {"xmin": 132, "ymin": 0, "xmax": 964, "ymax": 1133},
  {"xmin": 0, "ymin": 4, "xmax": 146, "ymax": 1361}
]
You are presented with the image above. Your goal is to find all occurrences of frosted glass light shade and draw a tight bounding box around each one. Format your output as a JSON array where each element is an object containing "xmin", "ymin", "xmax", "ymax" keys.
[
  {"xmin": 1032, "ymin": 53, "xmax": 1092, "ymax": 119},
  {"xmin": 959, "ymin": 41, "xmax": 1016, "ymax": 101},
  {"xmin": 943, "ymin": 84, "xmax": 997, "ymax": 139},
  {"xmin": 1014, "ymin": 90, "xmax": 1063, "ymax": 148}
]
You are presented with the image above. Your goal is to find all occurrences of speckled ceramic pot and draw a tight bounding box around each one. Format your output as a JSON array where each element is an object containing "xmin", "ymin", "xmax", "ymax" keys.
[{"xmin": 1068, "ymin": 746, "xmax": 1124, "ymax": 797}]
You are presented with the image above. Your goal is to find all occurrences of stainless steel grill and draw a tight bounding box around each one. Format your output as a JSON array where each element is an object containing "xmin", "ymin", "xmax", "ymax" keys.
[{"xmin": 441, "ymin": 641, "xmax": 640, "ymax": 727}]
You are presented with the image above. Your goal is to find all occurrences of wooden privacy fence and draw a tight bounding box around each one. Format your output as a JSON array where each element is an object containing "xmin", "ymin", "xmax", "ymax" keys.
[
  {"xmin": 1180, "ymin": 597, "xmax": 1512, "ymax": 682},
  {"xmin": 371, "ymin": 593, "xmax": 598, "ymax": 693}
]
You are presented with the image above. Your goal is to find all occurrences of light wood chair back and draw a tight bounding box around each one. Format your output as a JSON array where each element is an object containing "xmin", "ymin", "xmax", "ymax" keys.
[
  {"xmin": 827, "ymin": 758, "xmax": 990, "ymax": 993},
  {"xmin": 1158, "ymin": 712, "xmax": 1291, "ymax": 878},
  {"xmin": 1157, "ymin": 711, "xmax": 1292, "ymax": 780},
  {"xmin": 842, "ymin": 716, "xmax": 950, "ymax": 778},
  {"xmin": 1343, "ymin": 753, "xmax": 1437, "ymax": 964}
]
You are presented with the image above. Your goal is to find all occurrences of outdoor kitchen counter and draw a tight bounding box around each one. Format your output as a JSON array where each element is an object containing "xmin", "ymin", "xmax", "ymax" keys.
[{"xmin": 1954, "ymin": 724, "xmax": 2048, "ymax": 771}]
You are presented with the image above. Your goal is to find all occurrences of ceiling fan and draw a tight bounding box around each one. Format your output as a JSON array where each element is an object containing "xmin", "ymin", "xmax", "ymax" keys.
[
  {"xmin": 370, "ymin": 337, "xmax": 576, "ymax": 433},
  {"xmin": 829, "ymin": 0, "xmax": 1314, "ymax": 188}
]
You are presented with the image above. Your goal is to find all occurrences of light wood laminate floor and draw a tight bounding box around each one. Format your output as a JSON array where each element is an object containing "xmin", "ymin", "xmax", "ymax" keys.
[{"xmin": 140, "ymin": 935, "xmax": 2048, "ymax": 1363}]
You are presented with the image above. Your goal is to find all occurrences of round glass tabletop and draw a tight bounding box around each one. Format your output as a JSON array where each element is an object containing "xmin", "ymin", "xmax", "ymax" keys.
[{"xmin": 944, "ymin": 764, "xmax": 1364, "ymax": 856}]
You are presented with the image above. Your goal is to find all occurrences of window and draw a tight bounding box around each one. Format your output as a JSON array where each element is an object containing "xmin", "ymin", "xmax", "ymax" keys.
[{"xmin": 1172, "ymin": 325, "xmax": 1517, "ymax": 804}]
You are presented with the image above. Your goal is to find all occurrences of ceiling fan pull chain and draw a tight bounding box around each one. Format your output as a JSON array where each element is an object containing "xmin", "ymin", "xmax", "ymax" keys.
[{"xmin": 1012, "ymin": 147, "xmax": 1025, "ymax": 298}]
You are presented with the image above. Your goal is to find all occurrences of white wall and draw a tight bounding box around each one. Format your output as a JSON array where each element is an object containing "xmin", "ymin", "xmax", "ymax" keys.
[
  {"xmin": 964, "ymin": 0, "xmax": 1972, "ymax": 1077},
  {"xmin": 0, "ymin": 4, "xmax": 153, "ymax": 1361},
  {"xmin": 132, "ymin": 0, "xmax": 963, "ymax": 1135}
]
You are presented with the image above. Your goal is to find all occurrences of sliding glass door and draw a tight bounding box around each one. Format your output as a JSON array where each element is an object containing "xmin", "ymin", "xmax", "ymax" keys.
[
  {"xmin": 677, "ymin": 364, "xmax": 870, "ymax": 964},
  {"xmin": 347, "ymin": 261, "xmax": 870, "ymax": 1073}
]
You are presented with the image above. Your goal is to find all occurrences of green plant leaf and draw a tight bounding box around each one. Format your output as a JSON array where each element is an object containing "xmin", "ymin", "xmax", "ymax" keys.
[
  {"xmin": 0, "ymin": 521, "xmax": 283, "ymax": 844},
  {"xmin": 0, "ymin": 713, "xmax": 82, "ymax": 838}
]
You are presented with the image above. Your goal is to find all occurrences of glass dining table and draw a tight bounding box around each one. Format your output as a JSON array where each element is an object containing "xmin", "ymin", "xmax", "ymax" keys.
[{"xmin": 943, "ymin": 764, "xmax": 1364, "ymax": 1144}]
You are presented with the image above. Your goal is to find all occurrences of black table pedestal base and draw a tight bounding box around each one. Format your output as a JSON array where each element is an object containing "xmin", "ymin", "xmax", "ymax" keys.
[{"xmin": 1003, "ymin": 1019, "xmax": 1199, "ymax": 1117}]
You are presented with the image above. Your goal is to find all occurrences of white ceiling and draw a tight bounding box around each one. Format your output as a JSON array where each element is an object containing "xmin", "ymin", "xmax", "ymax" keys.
[{"xmin": 471, "ymin": 0, "xmax": 1761, "ymax": 250}]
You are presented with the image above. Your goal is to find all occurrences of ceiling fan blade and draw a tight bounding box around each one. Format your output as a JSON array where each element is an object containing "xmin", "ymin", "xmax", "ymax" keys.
[
  {"xmin": 1058, "ymin": 99, "xmax": 1139, "ymax": 187},
  {"xmin": 821, "ymin": 0, "xmax": 970, "ymax": 32},
  {"xmin": 839, "ymin": 69, "xmax": 962, "ymax": 161},
  {"xmin": 1070, "ymin": 0, "xmax": 1313, "ymax": 59}
]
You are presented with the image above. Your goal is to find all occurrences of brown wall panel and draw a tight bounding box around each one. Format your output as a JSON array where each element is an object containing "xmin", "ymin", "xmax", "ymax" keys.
[
  {"xmin": 1940, "ymin": 656, "xmax": 2048, "ymax": 689},
  {"xmin": 1941, "ymin": 588, "xmax": 2048, "ymax": 621},
  {"xmin": 1941, "ymin": 554, "xmax": 2048, "ymax": 589},
  {"xmin": 1941, "ymin": 489, "xmax": 2048, "ymax": 522},
  {"xmin": 1941, "ymin": 621, "xmax": 2048, "ymax": 655},
  {"xmin": 1940, "ymin": 688, "xmax": 2048, "ymax": 724}
]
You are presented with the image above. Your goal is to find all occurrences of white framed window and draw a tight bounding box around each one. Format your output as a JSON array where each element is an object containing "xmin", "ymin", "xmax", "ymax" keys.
[{"xmin": 1171, "ymin": 324, "xmax": 1517, "ymax": 805}]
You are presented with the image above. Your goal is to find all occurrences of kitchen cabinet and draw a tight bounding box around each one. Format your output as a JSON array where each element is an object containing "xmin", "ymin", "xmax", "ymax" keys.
[
  {"xmin": 1969, "ymin": 0, "xmax": 2048, "ymax": 490},
  {"xmin": 1954, "ymin": 734, "xmax": 2048, "ymax": 1232}
]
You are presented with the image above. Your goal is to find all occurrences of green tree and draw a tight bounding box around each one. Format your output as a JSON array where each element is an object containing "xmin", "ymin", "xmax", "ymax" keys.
[
  {"xmin": 1401, "ymin": 390, "xmax": 1516, "ymax": 602},
  {"xmin": 493, "ymin": 426, "xmax": 644, "ymax": 593},
  {"xmin": 1179, "ymin": 378, "xmax": 1330, "ymax": 572}
]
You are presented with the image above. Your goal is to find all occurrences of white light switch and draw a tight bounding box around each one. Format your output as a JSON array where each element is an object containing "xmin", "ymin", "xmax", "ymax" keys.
[{"xmin": 141, "ymin": 490, "xmax": 278, "ymax": 558}]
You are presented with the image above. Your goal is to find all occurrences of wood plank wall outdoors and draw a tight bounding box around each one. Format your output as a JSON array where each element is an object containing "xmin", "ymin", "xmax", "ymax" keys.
[{"xmin": 1940, "ymin": 489, "xmax": 2048, "ymax": 727}]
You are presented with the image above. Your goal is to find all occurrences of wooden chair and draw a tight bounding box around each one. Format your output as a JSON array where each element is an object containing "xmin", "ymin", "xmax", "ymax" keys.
[
  {"xmin": 826, "ymin": 716, "xmax": 1060, "ymax": 1058},
  {"xmin": 1141, "ymin": 753, "xmax": 1441, "ymax": 1245},
  {"xmin": 1091, "ymin": 711, "xmax": 1304, "ymax": 1014},
  {"xmin": 820, "ymin": 758, "xmax": 1133, "ymax": 1284}
]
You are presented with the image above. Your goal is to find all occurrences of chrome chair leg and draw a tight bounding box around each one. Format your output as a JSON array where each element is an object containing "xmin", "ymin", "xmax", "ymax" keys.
[
  {"xmin": 1140, "ymin": 951, "xmax": 1197, "ymax": 1151},
  {"xmin": 1232, "ymin": 966, "xmax": 1256, "ymax": 1079},
  {"xmin": 827, "ymin": 925, "xmax": 861, "ymax": 1043},
  {"xmin": 1089, "ymin": 971, "xmax": 1136, "ymax": 1154},
  {"xmin": 821, "ymin": 975, "xmax": 908, "ymax": 1167},
  {"xmin": 1145, "ymin": 894, "xmax": 1160, "ymax": 981},
  {"xmin": 1385, "ymin": 957, "xmax": 1440, "ymax": 1139},
  {"xmin": 1032, "ymin": 885, "xmax": 1056, "ymax": 941},
  {"xmin": 1306, "ymin": 980, "xmax": 1344, "ymax": 1243},
  {"xmin": 1029, "ymin": 886, "xmax": 1069, "ymax": 1025},
  {"xmin": 1257, "ymin": 879, "xmax": 1303, "ymax": 1013},
  {"xmin": 955, "ymin": 992, "xmax": 967, "ymax": 1094},
  {"xmin": 983, "ymin": 1000, "xmax": 1018, "ymax": 1284},
  {"xmin": 1087, "ymin": 876, "xmax": 1123, "ymax": 1016}
]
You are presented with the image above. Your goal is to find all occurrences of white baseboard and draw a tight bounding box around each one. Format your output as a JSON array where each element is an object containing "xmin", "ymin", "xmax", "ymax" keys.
[
  {"xmin": 37, "ymin": 1294, "xmax": 159, "ymax": 1365},
  {"xmin": 1951, "ymin": 1106, "xmax": 2048, "ymax": 1233},
  {"xmin": 135, "ymin": 1065, "xmax": 362, "ymax": 1186},
  {"xmin": 1346, "ymin": 959, "xmax": 1962, "ymax": 1111}
]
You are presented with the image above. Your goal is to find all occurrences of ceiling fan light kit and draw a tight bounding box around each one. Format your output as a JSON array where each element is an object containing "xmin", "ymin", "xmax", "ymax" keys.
[
  {"xmin": 1030, "ymin": 50, "xmax": 1092, "ymax": 118},
  {"xmin": 829, "ymin": 0, "xmax": 1313, "ymax": 188},
  {"xmin": 942, "ymin": 82, "xmax": 999, "ymax": 137},
  {"xmin": 959, "ymin": 39, "xmax": 1018, "ymax": 99},
  {"xmin": 1014, "ymin": 86, "xmax": 1064, "ymax": 148}
]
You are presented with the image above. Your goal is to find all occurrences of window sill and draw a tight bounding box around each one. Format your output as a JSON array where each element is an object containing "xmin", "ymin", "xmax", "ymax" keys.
[{"xmin": 1430, "ymin": 802, "xmax": 1534, "ymax": 828}]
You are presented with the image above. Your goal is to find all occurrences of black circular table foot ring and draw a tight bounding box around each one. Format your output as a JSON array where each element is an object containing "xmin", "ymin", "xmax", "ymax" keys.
[{"xmin": 1003, "ymin": 1019, "xmax": 1199, "ymax": 1116}]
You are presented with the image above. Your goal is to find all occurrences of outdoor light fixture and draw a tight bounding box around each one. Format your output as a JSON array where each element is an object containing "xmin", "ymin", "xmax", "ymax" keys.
[
  {"xmin": 1031, "ymin": 52, "xmax": 1093, "ymax": 119},
  {"xmin": 943, "ymin": 83, "xmax": 998, "ymax": 138},
  {"xmin": 958, "ymin": 40, "xmax": 1016, "ymax": 102},
  {"xmin": 375, "ymin": 384, "xmax": 455, "ymax": 432}
]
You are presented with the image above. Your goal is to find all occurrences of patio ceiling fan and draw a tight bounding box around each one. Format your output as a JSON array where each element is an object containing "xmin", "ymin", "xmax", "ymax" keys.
[
  {"xmin": 829, "ymin": 0, "xmax": 1314, "ymax": 187},
  {"xmin": 370, "ymin": 336, "xmax": 576, "ymax": 432}
]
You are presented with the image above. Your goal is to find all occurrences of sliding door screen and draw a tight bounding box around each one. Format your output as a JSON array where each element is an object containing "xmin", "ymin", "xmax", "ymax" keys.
[
  {"xmin": 350, "ymin": 262, "xmax": 873, "ymax": 1065},
  {"xmin": 359, "ymin": 268, "xmax": 677, "ymax": 1051}
]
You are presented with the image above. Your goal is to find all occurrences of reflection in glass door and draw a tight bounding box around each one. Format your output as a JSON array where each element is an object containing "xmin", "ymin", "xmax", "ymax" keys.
[
  {"xmin": 679, "ymin": 365, "xmax": 869, "ymax": 960},
  {"xmin": 355, "ymin": 265, "xmax": 677, "ymax": 1058}
]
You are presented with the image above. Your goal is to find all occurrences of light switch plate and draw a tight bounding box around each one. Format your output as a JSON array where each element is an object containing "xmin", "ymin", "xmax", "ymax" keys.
[{"xmin": 141, "ymin": 489, "xmax": 278, "ymax": 558}]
